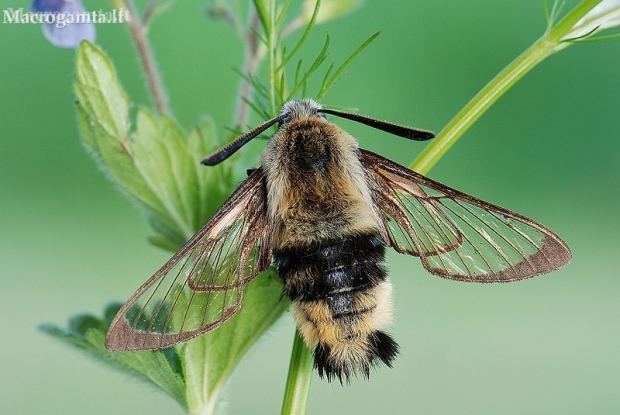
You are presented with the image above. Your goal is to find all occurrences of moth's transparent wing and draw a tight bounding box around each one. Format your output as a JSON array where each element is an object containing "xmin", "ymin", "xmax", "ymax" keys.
[
  {"xmin": 106, "ymin": 169, "xmax": 272, "ymax": 350},
  {"xmin": 360, "ymin": 150, "xmax": 571, "ymax": 282}
]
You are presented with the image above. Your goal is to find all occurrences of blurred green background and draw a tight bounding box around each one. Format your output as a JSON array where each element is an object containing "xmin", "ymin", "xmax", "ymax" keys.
[{"xmin": 1, "ymin": 0, "xmax": 619, "ymax": 414}]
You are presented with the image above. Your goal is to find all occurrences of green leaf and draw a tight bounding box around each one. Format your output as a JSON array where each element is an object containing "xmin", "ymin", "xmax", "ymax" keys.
[
  {"xmin": 74, "ymin": 42, "xmax": 235, "ymax": 250},
  {"xmin": 75, "ymin": 42, "xmax": 130, "ymax": 140},
  {"xmin": 71, "ymin": 40, "xmax": 291, "ymax": 414},
  {"xmin": 181, "ymin": 269, "xmax": 288, "ymax": 414},
  {"xmin": 186, "ymin": 122, "xmax": 236, "ymax": 232},
  {"xmin": 43, "ymin": 270, "xmax": 286, "ymax": 414},
  {"xmin": 131, "ymin": 109, "xmax": 197, "ymax": 240},
  {"xmin": 252, "ymin": 0, "xmax": 270, "ymax": 32},
  {"xmin": 41, "ymin": 304, "xmax": 187, "ymax": 409}
]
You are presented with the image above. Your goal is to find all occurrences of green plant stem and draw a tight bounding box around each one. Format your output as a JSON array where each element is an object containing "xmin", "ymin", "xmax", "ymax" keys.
[
  {"xmin": 410, "ymin": 0, "xmax": 602, "ymax": 175},
  {"xmin": 280, "ymin": 329, "xmax": 313, "ymax": 415}
]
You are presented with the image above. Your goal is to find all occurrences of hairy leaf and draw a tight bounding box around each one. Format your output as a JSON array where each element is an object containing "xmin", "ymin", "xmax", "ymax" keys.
[{"xmin": 41, "ymin": 304, "xmax": 187, "ymax": 408}]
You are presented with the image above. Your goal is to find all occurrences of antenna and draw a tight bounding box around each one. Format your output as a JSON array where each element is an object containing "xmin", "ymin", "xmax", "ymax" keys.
[
  {"xmin": 201, "ymin": 115, "xmax": 283, "ymax": 166},
  {"xmin": 321, "ymin": 108, "xmax": 435, "ymax": 141}
]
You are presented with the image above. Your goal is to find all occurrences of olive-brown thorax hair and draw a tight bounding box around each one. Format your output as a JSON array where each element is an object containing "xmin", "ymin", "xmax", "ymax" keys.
[{"xmin": 261, "ymin": 100, "xmax": 379, "ymax": 246}]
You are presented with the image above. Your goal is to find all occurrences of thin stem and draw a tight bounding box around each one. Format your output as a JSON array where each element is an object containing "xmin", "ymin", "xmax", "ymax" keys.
[
  {"xmin": 115, "ymin": 0, "xmax": 170, "ymax": 115},
  {"xmin": 234, "ymin": 10, "xmax": 262, "ymax": 128},
  {"xmin": 142, "ymin": 0, "xmax": 157, "ymax": 26},
  {"xmin": 281, "ymin": 329, "xmax": 313, "ymax": 415},
  {"xmin": 409, "ymin": 37, "xmax": 552, "ymax": 174},
  {"xmin": 410, "ymin": 0, "xmax": 602, "ymax": 175},
  {"xmin": 267, "ymin": 0, "xmax": 278, "ymax": 115}
]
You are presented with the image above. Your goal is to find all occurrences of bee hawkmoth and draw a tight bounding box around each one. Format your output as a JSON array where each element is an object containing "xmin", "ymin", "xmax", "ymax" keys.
[{"xmin": 106, "ymin": 99, "xmax": 571, "ymax": 383}]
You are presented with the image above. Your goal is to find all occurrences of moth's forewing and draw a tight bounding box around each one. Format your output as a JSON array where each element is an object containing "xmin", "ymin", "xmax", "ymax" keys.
[
  {"xmin": 106, "ymin": 169, "xmax": 271, "ymax": 351},
  {"xmin": 361, "ymin": 150, "xmax": 571, "ymax": 282}
]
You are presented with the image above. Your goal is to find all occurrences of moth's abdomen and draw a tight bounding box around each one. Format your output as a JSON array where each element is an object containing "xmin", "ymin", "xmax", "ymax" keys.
[{"xmin": 274, "ymin": 232, "xmax": 399, "ymax": 383}]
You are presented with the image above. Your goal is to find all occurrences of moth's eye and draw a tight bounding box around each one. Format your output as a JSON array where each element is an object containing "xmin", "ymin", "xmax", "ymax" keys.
[{"xmin": 278, "ymin": 114, "xmax": 292, "ymax": 129}]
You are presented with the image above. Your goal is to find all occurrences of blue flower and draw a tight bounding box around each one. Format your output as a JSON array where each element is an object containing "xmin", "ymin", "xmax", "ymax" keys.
[{"xmin": 30, "ymin": 0, "xmax": 96, "ymax": 48}]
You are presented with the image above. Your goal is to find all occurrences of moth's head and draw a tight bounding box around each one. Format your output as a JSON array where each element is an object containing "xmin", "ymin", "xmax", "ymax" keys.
[{"xmin": 279, "ymin": 99, "xmax": 326, "ymax": 129}]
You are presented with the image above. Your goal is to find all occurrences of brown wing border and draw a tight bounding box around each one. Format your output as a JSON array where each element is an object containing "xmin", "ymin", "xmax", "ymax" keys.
[
  {"xmin": 360, "ymin": 149, "xmax": 572, "ymax": 282},
  {"xmin": 106, "ymin": 168, "xmax": 272, "ymax": 350}
]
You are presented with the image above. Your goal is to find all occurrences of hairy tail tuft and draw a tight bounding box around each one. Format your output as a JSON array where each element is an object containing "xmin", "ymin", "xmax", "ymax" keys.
[{"xmin": 313, "ymin": 331, "xmax": 399, "ymax": 384}]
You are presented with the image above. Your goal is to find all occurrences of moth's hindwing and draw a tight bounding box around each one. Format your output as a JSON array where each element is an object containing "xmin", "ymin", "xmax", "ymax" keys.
[
  {"xmin": 360, "ymin": 150, "xmax": 571, "ymax": 282},
  {"xmin": 106, "ymin": 169, "xmax": 271, "ymax": 351}
]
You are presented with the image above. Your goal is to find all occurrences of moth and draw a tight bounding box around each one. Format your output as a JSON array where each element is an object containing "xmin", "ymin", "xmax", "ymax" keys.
[{"xmin": 106, "ymin": 99, "xmax": 571, "ymax": 383}]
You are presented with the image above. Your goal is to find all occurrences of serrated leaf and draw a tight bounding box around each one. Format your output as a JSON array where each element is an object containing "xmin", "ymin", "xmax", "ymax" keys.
[
  {"xmin": 41, "ymin": 305, "xmax": 187, "ymax": 408},
  {"xmin": 43, "ymin": 271, "xmax": 287, "ymax": 413},
  {"xmin": 181, "ymin": 269, "xmax": 288, "ymax": 414},
  {"xmin": 76, "ymin": 91, "xmax": 161, "ymax": 211},
  {"xmin": 131, "ymin": 109, "xmax": 196, "ymax": 240},
  {"xmin": 87, "ymin": 331, "xmax": 187, "ymax": 406},
  {"xmin": 75, "ymin": 41, "xmax": 130, "ymax": 141},
  {"xmin": 74, "ymin": 42, "xmax": 236, "ymax": 250},
  {"xmin": 74, "ymin": 43, "xmax": 161, "ymax": 218}
]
